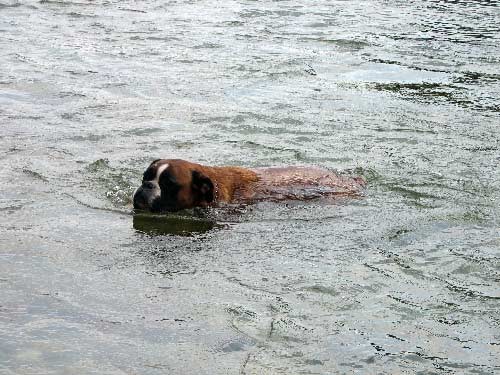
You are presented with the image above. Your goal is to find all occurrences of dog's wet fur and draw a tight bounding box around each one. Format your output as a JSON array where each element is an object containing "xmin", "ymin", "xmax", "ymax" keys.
[{"xmin": 133, "ymin": 159, "xmax": 366, "ymax": 212}]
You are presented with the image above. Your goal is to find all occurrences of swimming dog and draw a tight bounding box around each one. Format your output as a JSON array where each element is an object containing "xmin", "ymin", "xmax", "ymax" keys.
[{"xmin": 133, "ymin": 159, "xmax": 365, "ymax": 212}]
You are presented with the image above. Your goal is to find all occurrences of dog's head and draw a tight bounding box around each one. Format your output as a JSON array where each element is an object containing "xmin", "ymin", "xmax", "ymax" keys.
[{"xmin": 133, "ymin": 159, "xmax": 215, "ymax": 212}]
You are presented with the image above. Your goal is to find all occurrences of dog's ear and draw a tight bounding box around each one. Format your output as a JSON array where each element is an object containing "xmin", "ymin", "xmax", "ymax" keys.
[{"xmin": 191, "ymin": 170, "xmax": 214, "ymax": 203}]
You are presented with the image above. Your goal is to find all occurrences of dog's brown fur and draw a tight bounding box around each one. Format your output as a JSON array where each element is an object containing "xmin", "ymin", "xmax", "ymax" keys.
[{"xmin": 133, "ymin": 159, "xmax": 365, "ymax": 212}]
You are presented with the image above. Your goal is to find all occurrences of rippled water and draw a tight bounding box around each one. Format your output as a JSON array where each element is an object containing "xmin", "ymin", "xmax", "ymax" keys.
[{"xmin": 1, "ymin": 0, "xmax": 499, "ymax": 373}]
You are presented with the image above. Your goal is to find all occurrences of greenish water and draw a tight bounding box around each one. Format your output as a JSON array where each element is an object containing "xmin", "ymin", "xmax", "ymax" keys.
[{"xmin": 1, "ymin": 0, "xmax": 499, "ymax": 374}]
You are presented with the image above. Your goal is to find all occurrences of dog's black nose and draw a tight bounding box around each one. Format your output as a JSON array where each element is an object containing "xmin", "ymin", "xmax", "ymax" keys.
[{"xmin": 133, "ymin": 188, "xmax": 147, "ymax": 210}]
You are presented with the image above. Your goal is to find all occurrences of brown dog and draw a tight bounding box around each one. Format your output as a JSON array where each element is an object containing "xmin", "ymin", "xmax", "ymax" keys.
[{"xmin": 133, "ymin": 159, "xmax": 365, "ymax": 212}]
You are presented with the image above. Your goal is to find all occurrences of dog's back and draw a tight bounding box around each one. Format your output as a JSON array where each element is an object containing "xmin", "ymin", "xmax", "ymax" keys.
[{"xmin": 234, "ymin": 166, "xmax": 366, "ymax": 202}]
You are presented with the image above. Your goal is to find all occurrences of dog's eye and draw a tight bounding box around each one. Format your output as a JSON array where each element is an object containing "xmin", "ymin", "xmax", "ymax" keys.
[
  {"xmin": 159, "ymin": 171, "xmax": 180, "ymax": 195},
  {"xmin": 159, "ymin": 172, "xmax": 176, "ymax": 187}
]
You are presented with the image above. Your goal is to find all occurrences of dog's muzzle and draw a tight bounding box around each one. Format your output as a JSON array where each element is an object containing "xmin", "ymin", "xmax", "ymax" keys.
[{"xmin": 133, "ymin": 182, "xmax": 161, "ymax": 211}]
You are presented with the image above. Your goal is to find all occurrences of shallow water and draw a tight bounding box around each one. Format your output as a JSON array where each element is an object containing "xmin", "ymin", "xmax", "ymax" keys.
[{"xmin": 1, "ymin": 0, "xmax": 499, "ymax": 373}]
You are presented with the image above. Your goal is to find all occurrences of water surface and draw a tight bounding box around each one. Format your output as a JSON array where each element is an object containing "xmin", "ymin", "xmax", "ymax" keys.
[{"xmin": 1, "ymin": 0, "xmax": 499, "ymax": 373}]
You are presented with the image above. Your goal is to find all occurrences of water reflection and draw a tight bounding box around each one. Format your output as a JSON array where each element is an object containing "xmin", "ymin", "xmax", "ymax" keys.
[{"xmin": 132, "ymin": 212, "xmax": 218, "ymax": 236}]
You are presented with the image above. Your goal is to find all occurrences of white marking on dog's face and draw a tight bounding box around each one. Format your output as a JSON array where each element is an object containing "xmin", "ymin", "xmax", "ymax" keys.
[
  {"xmin": 154, "ymin": 163, "xmax": 169, "ymax": 184},
  {"xmin": 144, "ymin": 162, "xmax": 169, "ymax": 197}
]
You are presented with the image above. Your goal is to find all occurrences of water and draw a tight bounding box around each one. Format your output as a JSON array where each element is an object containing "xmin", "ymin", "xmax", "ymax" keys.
[{"xmin": 1, "ymin": 0, "xmax": 499, "ymax": 373}]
